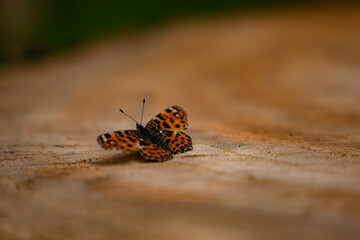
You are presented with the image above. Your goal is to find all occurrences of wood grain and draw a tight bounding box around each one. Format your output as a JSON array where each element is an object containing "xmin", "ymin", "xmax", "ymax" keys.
[{"xmin": 1, "ymin": 6, "xmax": 360, "ymax": 240}]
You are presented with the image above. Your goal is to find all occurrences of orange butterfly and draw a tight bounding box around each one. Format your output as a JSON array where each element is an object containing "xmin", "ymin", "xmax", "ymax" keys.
[{"xmin": 97, "ymin": 99, "xmax": 192, "ymax": 161}]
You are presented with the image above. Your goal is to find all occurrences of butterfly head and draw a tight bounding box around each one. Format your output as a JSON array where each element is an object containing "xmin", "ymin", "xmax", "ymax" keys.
[{"xmin": 136, "ymin": 123, "xmax": 147, "ymax": 136}]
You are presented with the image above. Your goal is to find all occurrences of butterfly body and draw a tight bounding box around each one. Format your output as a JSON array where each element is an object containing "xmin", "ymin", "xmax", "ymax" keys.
[
  {"xmin": 136, "ymin": 123, "xmax": 170, "ymax": 151},
  {"xmin": 97, "ymin": 105, "xmax": 192, "ymax": 161}
]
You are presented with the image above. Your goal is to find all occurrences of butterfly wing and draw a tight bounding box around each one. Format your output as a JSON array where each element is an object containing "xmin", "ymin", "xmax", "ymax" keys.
[
  {"xmin": 139, "ymin": 139, "xmax": 173, "ymax": 161},
  {"xmin": 158, "ymin": 130, "xmax": 193, "ymax": 154},
  {"xmin": 146, "ymin": 106, "xmax": 188, "ymax": 130},
  {"xmin": 97, "ymin": 130, "xmax": 139, "ymax": 152}
]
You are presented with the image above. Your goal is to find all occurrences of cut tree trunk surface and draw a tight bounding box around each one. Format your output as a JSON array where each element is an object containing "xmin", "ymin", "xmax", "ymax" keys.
[{"xmin": 1, "ymin": 6, "xmax": 360, "ymax": 240}]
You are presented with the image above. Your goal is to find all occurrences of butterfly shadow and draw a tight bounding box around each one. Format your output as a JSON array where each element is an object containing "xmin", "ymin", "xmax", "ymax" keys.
[{"xmin": 91, "ymin": 152, "xmax": 149, "ymax": 166}]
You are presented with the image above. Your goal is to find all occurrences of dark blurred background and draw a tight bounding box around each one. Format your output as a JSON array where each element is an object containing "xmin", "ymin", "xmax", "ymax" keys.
[{"xmin": 0, "ymin": 0, "xmax": 340, "ymax": 65}]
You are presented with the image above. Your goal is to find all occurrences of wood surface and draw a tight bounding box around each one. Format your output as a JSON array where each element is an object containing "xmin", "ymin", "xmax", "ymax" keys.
[{"xmin": 1, "ymin": 6, "xmax": 360, "ymax": 240}]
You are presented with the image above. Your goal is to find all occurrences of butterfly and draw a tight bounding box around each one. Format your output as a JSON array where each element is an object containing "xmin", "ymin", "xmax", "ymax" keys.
[{"xmin": 97, "ymin": 99, "xmax": 193, "ymax": 161}]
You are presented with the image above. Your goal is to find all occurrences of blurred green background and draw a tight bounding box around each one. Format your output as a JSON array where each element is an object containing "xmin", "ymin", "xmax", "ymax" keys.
[{"xmin": 0, "ymin": 0, "xmax": 348, "ymax": 64}]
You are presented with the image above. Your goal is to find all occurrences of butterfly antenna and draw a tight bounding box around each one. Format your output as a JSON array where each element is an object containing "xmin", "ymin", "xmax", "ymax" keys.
[
  {"xmin": 140, "ymin": 98, "xmax": 145, "ymax": 125},
  {"xmin": 119, "ymin": 109, "xmax": 138, "ymax": 124}
]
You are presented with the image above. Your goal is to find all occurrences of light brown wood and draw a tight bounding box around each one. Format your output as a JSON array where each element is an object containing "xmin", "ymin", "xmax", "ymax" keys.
[{"xmin": 1, "ymin": 6, "xmax": 360, "ymax": 240}]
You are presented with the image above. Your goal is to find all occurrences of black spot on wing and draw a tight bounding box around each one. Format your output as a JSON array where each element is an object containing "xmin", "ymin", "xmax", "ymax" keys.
[
  {"xmin": 157, "ymin": 114, "xmax": 165, "ymax": 120},
  {"xmin": 173, "ymin": 106, "xmax": 182, "ymax": 111},
  {"xmin": 162, "ymin": 122, "xmax": 171, "ymax": 128},
  {"xmin": 97, "ymin": 136, "xmax": 104, "ymax": 143},
  {"xmin": 115, "ymin": 131, "xmax": 124, "ymax": 137}
]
